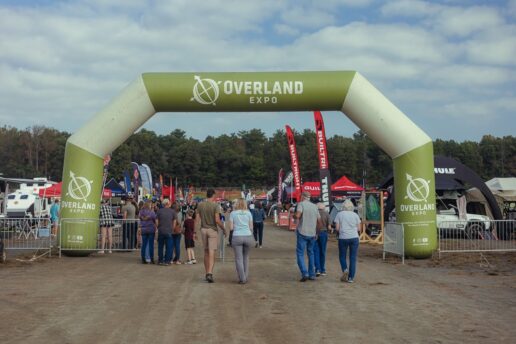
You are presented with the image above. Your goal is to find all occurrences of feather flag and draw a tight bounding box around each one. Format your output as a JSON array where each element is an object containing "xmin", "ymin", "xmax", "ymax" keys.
[{"xmin": 313, "ymin": 111, "xmax": 333, "ymax": 212}]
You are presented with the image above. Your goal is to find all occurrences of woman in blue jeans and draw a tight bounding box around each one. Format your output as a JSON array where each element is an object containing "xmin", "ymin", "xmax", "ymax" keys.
[
  {"xmin": 334, "ymin": 200, "xmax": 361, "ymax": 283},
  {"xmin": 314, "ymin": 203, "xmax": 331, "ymax": 276},
  {"xmin": 139, "ymin": 200, "xmax": 157, "ymax": 264}
]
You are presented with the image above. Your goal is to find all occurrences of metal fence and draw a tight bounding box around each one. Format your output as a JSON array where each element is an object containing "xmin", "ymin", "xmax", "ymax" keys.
[
  {"xmin": 0, "ymin": 217, "xmax": 55, "ymax": 258},
  {"xmin": 58, "ymin": 218, "xmax": 140, "ymax": 255},
  {"xmin": 383, "ymin": 222, "xmax": 404, "ymax": 264},
  {"xmin": 438, "ymin": 219, "xmax": 516, "ymax": 257},
  {"xmin": 0, "ymin": 217, "xmax": 144, "ymax": 258}
]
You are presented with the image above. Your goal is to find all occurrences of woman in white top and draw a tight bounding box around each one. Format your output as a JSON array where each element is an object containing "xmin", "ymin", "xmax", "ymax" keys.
[
  {"xmin": 229, "ymin": 198, "xmax": 254, "ymax": 284},
  {"xmin": 334, "ymin": 199, "xmax": 361, "ymax": 283}
]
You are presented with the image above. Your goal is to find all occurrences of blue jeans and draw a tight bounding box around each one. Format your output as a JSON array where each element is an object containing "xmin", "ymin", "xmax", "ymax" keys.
[
  {"xmin": 123, "ymin": 222, "xmax": 137, "ymax": 250},
  {"xmin": 141, "ymin": 233, "xmax": 155, "ymax": 262},
  {"xmin": 296, "ymin": 231, "xmax": 316, "ymax": 278},
  {"xmin": 171, "ymin": 234, "xmax": 181, "ymax": 262},
  {"xmin": 314, "ymin": 231, "xmax": 328, "ymax": 273},
  {"xmin": 338, "ymin": 238, "xmax": 359, "ymax": 280},
  {"xmin": 253, "ymin": 222, "xmax": 264, "ymax": 246},
  {"xmin": 157, "ymin": 233, "xmax": 173, "ymax": 263}
]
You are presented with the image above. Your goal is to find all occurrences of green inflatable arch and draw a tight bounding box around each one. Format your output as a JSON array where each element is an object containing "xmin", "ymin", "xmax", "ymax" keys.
[{"xmin": 60, "ymin": 71, "xmax": 436, "ymax": 258}]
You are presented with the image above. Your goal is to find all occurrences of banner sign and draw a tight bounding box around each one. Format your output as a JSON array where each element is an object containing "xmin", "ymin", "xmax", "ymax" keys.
[
  {"xmin": 285, "ymin": 125, "xmax": 302, "ymax": 202},
  {"xmin": 313, "ymin": 111, "xmax": 333, "ymax": 211}
]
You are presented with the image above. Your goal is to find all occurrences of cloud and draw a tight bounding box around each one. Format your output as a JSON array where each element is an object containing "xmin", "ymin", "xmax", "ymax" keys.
[{"xmin": 0, "ymin": 0, "xmax": 513, "ymax": 142}]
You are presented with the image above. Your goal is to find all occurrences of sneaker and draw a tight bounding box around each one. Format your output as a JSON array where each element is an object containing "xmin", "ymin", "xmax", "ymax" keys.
[
  {"xmin": 191, "ymin": 259, "xmax": 197, "ymax": 264},
  {"xmin": 299, "ymin": 276, "xmax": 308, "ymax": 282},
  {"xmin": 174, "ymin": 261, "xmax": 182, "ymax": 265},
  {"xmin": 255, "ymin": 242, "xmax": 259, "ymax": 248},
  {"xmin": 347, "ymin": 279, "xmax": 354, "ymax": 283},
  {"xmin": 98, "ymin": 250, "xmax": 105, "ymax": 254},
  {"xmin": 206, "ymin": 274, "xmax": 214, "ymax": 283},
  {"xmin": 165, "ymin": 262, "xmax": 172, "ymax": 266},
  {"xmin": 316, "ymin": 272, "xmax": 321, "ymax": 277},
  {"xmin": 321, "ymin": 272, "xmax": 327, "ymax": 276},
  {"xmin": 158, "ymin": 261, "xmax": 165, "ymax": 265},
  {"xmin": 185, "ymin": 260, "xmax": 193, "ymax": 265},
  {"xmin": 340, "ymin": 270, "xmax": 349, "ymax": 282},
  {"xmin": 259, "ymin": 245, "xmax": 262, "ymax": 248},
  {"xmin": 108, "ymin": 250, "xmax": 112, "ymax": 254},
  {"xmin": 308, "ymin": 276, "xmax": 316, "ymax": 281},
  {"xmin": 238, "ymin": 280, "xmax": 247, "ymax": 285}
]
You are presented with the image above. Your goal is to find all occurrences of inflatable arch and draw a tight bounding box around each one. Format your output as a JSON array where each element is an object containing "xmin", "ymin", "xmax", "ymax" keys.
[{"xmin": 60, "ymin": 71, "xmax": 436, "ymax": 257}]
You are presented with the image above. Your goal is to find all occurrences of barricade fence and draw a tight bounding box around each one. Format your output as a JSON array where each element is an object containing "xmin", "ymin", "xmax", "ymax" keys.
[
  {"xmin": 0, "ymin": 217, "xmax": 54, "ymax": 256},
  {"xmin": 59, "ymin": 218, "xmax": 140, "ymax": 255},
  {"xmin": 438, "ymin": 219, "xmax": 516, "ymax": 256},
  {"xmin": 383, "ymin": 222, "xmax": 404, "ymax": 264}
]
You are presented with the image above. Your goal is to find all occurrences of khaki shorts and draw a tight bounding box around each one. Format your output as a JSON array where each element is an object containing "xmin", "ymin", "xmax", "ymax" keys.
[{"xmin": 201, "ymin": 227, "xmax": 219, "ymax": 251}]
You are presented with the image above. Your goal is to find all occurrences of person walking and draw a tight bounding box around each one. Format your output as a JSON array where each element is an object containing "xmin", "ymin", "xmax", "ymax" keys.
[
  {"xmin": 171, "ymin": 203, "xmax": 183, "ymax": 264},
  {"xmin": 99, "ymin": 199, "xmax": 114, "ymax": 254},
  {"xmin": 183, "ymin": 210, "xmax": 197, "ymax": 264},
  {"xmin": 251, "ymin": 201, "xmax": 266, "ymax": 248},
  {"xmin": 229, "ymin": 198, "xmax": 254, "ymax": 284},
  {"xmin": 139, "ymin": 200, "xmax": 157, "ymax": 264},
  {"xmin": 195, "ymin": 188, "xmax": 225, "ymax": 283},
  {"xmin": 122, "ymin": 192, "xmax": 137, "ymax": 250},
  {"xmin": 334, "ymin": 199, "xmax": 362, "ymax": 283},
  {"xmin": 155, "ymin": 199, "xmax": 176, "ymax": 266},
  {"xmin": 294, "ymin": 191, "xmax": 321, "ymax": 282},
  {"xmin": 314, "ymin": 202, "xmax": 331, "ymax": 277}
]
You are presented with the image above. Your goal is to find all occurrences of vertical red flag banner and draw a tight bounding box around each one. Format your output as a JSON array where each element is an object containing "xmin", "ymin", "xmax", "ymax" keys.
[
  {"xmin": 285, "ymin": 125, "xmax": 302, "ymax": 202},
  {"xmin": 314, "ymin": 111, "xmax": 333, "ymax": 212},
  {"xmin": 277, "ymin": 168, "xmax": 284, "ymax": 205}
]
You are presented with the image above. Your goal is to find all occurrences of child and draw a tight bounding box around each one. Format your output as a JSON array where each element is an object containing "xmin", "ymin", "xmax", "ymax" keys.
[{"xmin": 183, "ymin": 210, "xmax": 197, "ymax": 264}]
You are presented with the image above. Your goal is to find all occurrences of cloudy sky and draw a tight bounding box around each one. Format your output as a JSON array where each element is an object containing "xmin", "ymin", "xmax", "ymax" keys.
[{"xmin": 1, "ymin": 0, "xmax": 515, "ymax": 143}]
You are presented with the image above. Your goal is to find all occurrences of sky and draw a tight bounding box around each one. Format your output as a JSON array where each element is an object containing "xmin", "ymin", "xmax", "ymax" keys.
[{"xmin": 0, "ymin": 0, "xmax": 515, "ymax": 143}]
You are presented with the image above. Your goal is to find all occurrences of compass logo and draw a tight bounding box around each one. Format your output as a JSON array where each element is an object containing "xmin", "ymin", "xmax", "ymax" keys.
[
  {"xmin": 404, "ymin": 173, "xmax": 430, "ymax": 202},
  {"xmin": 67, "ymin": 171, "xmax": 93, "ymax": 201},
  {"xmin": 190, "ymin": 75, "xmax": 221, "ymax": 106}
]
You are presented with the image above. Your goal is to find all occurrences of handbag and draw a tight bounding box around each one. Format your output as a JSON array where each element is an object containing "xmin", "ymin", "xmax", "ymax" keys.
[{"xmin": 173, "ymin": 222, "xmax": 182, "ymax": 234}]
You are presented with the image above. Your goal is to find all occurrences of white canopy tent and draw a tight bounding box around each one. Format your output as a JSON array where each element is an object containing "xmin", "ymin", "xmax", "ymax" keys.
[{"xmin": 466, "ymin": 177, "xmax": 516, "ymax": 219}]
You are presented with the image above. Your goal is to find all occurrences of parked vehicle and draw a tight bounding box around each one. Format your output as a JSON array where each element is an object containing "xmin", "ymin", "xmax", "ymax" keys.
[
  {"xmin": 436, "ymin": 206, "xmax": 492, "ymax": 239},
  {"xmin": 4, "ymin": 178, "xmax": 54, "ymax": 219}
]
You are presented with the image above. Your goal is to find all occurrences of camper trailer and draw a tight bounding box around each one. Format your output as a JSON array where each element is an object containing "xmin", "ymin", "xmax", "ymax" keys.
[{"xmin": 4, "ymin": 178, "xmax": 54, "ymax": 218}]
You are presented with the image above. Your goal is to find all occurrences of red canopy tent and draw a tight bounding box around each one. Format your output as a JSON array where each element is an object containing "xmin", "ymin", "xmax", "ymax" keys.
[
  {"xmin": 161, "ymin": 185, "xmax": 175, "ymax": 202},
  {"xmin": 300, "ymin": 176, "xmax": 364, "ymax": 199},
  {"xmin": 38, "ymin": 182, "xmax": 62, "ymax": 198},
  {"xmin": 39, "ymin": 182, "xmax": 113, "ymax": 199},
  {"xmin": 331, "ymin": 176, "xmax": 364, "ymax": 193}
]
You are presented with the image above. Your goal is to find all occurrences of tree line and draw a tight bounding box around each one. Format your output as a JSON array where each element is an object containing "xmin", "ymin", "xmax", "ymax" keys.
[{"xmin": 0, "ymin": 125, "xmax": 514, "ymax": 188}]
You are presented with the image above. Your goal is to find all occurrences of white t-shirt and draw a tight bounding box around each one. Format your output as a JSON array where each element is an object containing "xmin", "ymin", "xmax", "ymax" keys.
[
  {"xmin": 229, "ymin": 210, "xmax": 253, "ymax": 237},
  {"xmin": 334, "ymin": 210, "xmax": 361, "ymax": 239}
]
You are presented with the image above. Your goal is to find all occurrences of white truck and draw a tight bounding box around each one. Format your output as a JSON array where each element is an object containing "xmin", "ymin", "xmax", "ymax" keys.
[
  {"xmin": 436, "ymin": 206, "xmax": 492, "ymax": 239},
  {"xmin": 4, "ymin": 178, "xmax": 54, "ymax": 219}
]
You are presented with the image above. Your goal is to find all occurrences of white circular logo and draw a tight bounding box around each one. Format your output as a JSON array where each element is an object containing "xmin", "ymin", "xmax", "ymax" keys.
[
  {"xmin": 67, "ymin": 171, "xmax": 93, "ymax": 201},
  {"xmin": 405, "ymin": 173, "xmax": 430, "ymax": 202},
  {"xmin": 190, "ymin": 75, "xmax": 221, "ymax": 106}
]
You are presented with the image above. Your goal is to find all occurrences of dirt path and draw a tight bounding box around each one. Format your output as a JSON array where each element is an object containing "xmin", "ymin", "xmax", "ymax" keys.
[{"xmin": 1, "ymin": 223, "xmax": 515, "ymax": 343}]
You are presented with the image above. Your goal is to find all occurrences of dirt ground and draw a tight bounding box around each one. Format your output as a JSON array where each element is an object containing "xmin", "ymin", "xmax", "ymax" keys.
[{"xmin": 1, "ymin": 223, "xmax": 515, "ymax": 344}]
